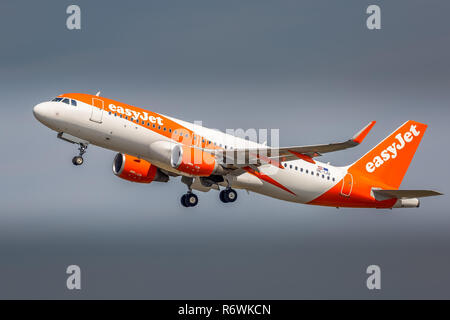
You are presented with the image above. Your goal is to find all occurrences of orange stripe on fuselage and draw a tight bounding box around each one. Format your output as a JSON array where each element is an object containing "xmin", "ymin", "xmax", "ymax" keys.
[{"xmin": 243, "ymin": 166, "xmax": 296, "ymax": 196}]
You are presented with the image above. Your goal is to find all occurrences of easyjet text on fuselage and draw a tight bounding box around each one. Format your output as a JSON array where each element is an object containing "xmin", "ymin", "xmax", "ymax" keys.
[{"xmin": 108, "ymin": 103, "xmax": 163, "ymax": 125}]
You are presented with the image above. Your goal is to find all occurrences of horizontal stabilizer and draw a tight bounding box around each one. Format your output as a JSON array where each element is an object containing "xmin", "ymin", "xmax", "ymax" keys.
[{"xmin": 373, "ymin": 189, "xmax": 443, "ymax": 200}]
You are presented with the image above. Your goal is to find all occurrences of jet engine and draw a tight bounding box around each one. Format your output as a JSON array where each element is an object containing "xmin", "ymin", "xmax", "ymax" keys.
[
  {"xmin": 112, "ymin": 153, "xmax": 169, "ymax": 183},
  {"xmin": 170, "ymin": 144, "xmax": 226, "ymax": 176}
]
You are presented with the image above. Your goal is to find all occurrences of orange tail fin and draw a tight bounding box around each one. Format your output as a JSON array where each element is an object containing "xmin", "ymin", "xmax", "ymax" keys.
[{"xmin": 350, "ymin": 120, "xmax": 427, "ymax": 189}]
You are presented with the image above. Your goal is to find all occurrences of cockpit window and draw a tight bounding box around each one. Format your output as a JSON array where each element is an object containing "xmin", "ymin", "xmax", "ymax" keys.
[
  {"xmin": 71, "ymin": 100, "xmax": 77, "ymax": 106},
  {"xmin": 62, "ymin": 98, "xmax": 70, "ymax": 104},
  {"xmin": 52, "ymin": 97, "xmax": 63, "ymax": 102}
]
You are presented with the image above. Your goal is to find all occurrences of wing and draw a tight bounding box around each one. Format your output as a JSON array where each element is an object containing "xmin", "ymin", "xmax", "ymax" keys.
[
  {"xmin": 373, "ymin": 189, "xmax": 443, "ymax": 199},
  {"xmin": 210, "ymin": 121, "xmax": 376, "ymax": 168}
]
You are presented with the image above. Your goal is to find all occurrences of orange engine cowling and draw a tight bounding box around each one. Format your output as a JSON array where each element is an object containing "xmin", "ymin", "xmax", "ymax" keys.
[
  {"xmin": 170, "ymin": 144, "xmax": 224, "ymax": 176},
  {"xmin": 112, "ymin": 153, "xmax": 168, "ymax": 183}
]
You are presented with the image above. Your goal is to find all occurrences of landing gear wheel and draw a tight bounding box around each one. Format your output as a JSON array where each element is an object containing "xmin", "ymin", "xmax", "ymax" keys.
[
  {"xmin": 181, "ymin": 193, "xmax": 198, "ymax": 207},
  {"xmin": 220, "ymin": 189, "xmax": 237, "ymax": 203},
  {"xmin": 186, "ymin": 193, "xmax": 198, "ymax": 207},
  {"xmin": 72, "ymin": 156, "xmax": 84, "ymax": 166},
  {"xmin": 181, "ymin": 194, "xmax": 189, "ymax": 207},
  {"xmin": 226, "ymin": 189, "xmax": 238, "ymax": 202},
  {"xmin": 219, "ymin": 190, "xmax": 229, "ymax": 203},
  {"xmin": 71, "ymin": 143, "xmax": 88, "ymax": 166}
]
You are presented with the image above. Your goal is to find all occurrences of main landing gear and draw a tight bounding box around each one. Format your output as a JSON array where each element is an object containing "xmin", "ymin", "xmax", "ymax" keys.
[
  {"xmin": 181, "ymin": 192, "xmax": 198, "ymax": 208},
  {"xmin": 219, "ymin": 177, "xmax": 237, "ymax": 203},
  {"xmin": 179, "ymin": 176, "xmax": 238, "ymax": 208},
  {"xmin": 72, "ymin": 143, "xmax": 88, "ymax": 166},
  {"xmin": 180, "ymin": 176, "xmax": 199, "ymax": 207},
  {"xmin": 219, "ymin": 188, "xmax": 238, "ymax": 203}
]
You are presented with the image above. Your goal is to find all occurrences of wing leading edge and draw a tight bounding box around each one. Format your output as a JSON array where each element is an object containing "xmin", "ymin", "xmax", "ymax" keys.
[{"xmin": 211, "ymin": 121, "xmax": 377, "ymax": 167}]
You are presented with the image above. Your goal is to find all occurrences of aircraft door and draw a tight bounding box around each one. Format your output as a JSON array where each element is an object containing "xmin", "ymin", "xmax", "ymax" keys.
[
  {"xmin": 90, "ymin": 98, "xmax": 104, "ymax": 123},
  {"xmin": 340, "ymin": 173, "xmax": 353, "ymax": 197}
]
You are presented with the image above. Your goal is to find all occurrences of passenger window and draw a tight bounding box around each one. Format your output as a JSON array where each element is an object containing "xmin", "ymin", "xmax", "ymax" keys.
[
  {"xmin": 306, "ymin": 169, "xmax": 308, "ymax": 173},
  {"xmin": 322, "ymin": 175, "xmax": 325, "ymax": 178},
  {"xmin": 108, "ymin": 111, "xmax": 111, "ymax": 115},
  {"xmin": 327, "ymin": 176, "xmax": 330, "ymax": 180},
  {"xmin": 289, "ymin": 165, "xmax": 292, "ymax": 169},
  {"xmin": 62, "ymin": 98, "xmax": 70, "ymax": 104},
  {"xmin": 332, "ymin": 178, "xmax": 335, "ymax": 182},
  {"xmin": 163, "ymin": 127, "xmax": 166, "ymax": 131},
  {"xmin": 295, "ymin": 166, "xmax": 298, "ymax": 170},
  {"xmin": 284, "ymin": 163, "xmax": 287, "ymax": 167},
  {"xmin": 311, "ymin": 171, "xmax": 314, "ymax": 175},
  {"xmin": 169, "ymin": 129, "xmax": 172, "ymax": 132},
  {"xmin": 300, "ymin": 168, "xmax": 303, "ymax": 172}
]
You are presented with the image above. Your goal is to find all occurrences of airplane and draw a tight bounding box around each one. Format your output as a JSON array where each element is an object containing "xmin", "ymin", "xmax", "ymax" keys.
[{"xmin": 33, "ymin": 92, "xmax": 442, "ymax": 208}]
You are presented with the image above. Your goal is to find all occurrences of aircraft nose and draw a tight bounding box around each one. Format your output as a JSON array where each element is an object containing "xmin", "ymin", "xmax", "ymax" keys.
[
  {"xmin": 33, "ymin": 103, "xmax": 44, "ymax": 119},
  {"xmin": 33, "ymin": 102, "xmax": 52, "ymax": 123}
]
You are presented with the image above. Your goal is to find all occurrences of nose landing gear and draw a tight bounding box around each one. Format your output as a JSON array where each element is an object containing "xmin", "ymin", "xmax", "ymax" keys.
[
  {"xmin": 72, "ymin": 156, "xmax": 84, "ymax": 166},
  {"xmin": 72, "ymin": 143, "xmax": 88, "ymax": 166},
  {"xmin": 57, "ymin": 133, "xmax": 90, "ymax": 167}
]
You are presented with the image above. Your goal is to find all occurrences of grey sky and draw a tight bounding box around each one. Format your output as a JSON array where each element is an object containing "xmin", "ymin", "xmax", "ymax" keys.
[{"xmin": 0, "ymin": 0, "xmax": 449, "ymax": 298}]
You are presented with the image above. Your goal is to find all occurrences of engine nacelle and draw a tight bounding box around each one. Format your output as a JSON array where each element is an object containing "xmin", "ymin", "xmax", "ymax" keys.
[
  {"xmin": 170, "ymin": 144, "xmax": 225, "ymax": 176},
  {"xmin": 112, "ymin": 153, "xmax": 168, "ymax": 183}
]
